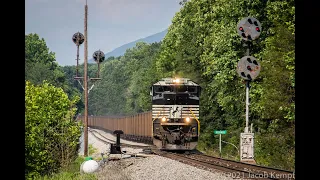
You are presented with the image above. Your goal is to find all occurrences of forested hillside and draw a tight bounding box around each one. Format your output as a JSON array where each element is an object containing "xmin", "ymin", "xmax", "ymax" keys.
[
  {"xmin": 155, "ymin": 0, "xmax": 295, "ymax": 170},
  {"xmin": 62, "ymin": 0, "xmax": 294, "ymax": 170}
]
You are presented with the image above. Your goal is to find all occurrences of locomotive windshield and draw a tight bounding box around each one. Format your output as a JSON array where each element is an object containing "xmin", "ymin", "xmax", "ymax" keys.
[
  {"xmin": 152, "ymin": 85, "xmax": 200, "ymax": 105},
  {"xmin": 154, "ymin": 85, "xmax": 174, "ymax": 93},
  {"xmin": 153, "ymin": 85, "xmax": 198, "ymax": 93}
]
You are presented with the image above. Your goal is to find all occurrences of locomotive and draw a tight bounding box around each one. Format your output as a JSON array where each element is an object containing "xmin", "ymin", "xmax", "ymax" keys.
[{"xmin": 151, "ymin": 78, "xmax": 201, "ymax": 150}]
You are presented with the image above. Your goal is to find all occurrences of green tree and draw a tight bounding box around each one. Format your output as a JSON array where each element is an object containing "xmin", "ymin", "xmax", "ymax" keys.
[
  {"xmin": 25, "ymin": 33, "xmax": 59, "ymax": 85},
  {"xmin": 25, "ymin": 81, "xmax": 82, "ymax": 179},
  {"xmin": 253, "ymin": 0, "xmax": 295, "ymax": 170}
]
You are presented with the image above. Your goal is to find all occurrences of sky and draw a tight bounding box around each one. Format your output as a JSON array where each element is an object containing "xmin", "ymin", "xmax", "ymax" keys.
[{"xmin": 25, "ymin": 0, "xmax": 182, "ymax": 66}]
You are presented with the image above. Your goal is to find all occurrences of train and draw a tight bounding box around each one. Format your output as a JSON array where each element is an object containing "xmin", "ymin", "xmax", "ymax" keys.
[
  {"xmin": 151, "ymin": 78, "xmax": 201, "ymax": 150},
  {"xmin": 79, "ymin": 77, "xmax": 201, "ymax": 151}
]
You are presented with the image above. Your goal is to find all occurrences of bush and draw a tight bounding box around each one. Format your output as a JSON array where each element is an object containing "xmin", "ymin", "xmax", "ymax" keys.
[{"xmin": 25, "ymin": 81, "xmax": 82, "ymax": 179}]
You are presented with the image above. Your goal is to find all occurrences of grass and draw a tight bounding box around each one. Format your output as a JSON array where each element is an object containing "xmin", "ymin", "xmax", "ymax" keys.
[
  {"xmin": 89, "ymin": 144, "xmax": 98, "ymax": 155},
  {"xmin": 31, "ymin": 144, "xmax": 101, "ymax": 180},
  {"xmin": 33, "ymin": 156, "xmax": 98, "ymax": 180}
]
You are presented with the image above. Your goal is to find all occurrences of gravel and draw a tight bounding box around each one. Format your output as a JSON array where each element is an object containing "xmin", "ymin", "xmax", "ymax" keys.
[
  {"xmin": 85, "ymin": 128, "xmax": 235, "ymax": 180},
  {"xmin": 94, "ymin": 156, "xmax": 234, "ymax": 180},
  {"xmin": 88, "ymin": 131, "xmax": 110, "ymax": 154},
  {"xmin": 125, "ymin": 156, "xmax": 234, "ymax": 180}
]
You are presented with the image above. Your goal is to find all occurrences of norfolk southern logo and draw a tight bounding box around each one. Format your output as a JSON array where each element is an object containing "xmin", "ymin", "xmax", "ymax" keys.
[{"xmin": 171, "ymin": 107, "xmax": 180, "ymax": 117}]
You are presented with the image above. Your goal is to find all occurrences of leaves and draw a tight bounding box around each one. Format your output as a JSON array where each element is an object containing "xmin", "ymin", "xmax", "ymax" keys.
[
  {"xmin": 25, "ymin": 81, "xmax": 82, "ymax": 178},
  {"xmin": 88, "ymin": 42, "xmax": 162, "ymax": 116}
]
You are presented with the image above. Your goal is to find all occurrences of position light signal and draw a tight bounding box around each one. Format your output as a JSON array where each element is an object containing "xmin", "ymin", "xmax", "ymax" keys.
[
  {"xmin": 237, "ymin": 17, "xmax": 262, "ymax": 41},
  {"xmin": 236, "ymin": 56, "xmax": 261, "ymax": 81}
]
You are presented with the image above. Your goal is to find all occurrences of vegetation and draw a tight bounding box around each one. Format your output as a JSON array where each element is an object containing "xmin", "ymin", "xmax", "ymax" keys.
[
  {"xmin": 87, "ymin": 42, "xmax": 162, "ymax": 115},
  {"xmin": 32, "ymin": 156, "xmax": 97, "ymax": 180},
  {"xmin": 25, "ymin": 34, "xmax": 86, "ymax": 179},
  {"xmin": 25, "ymin": 81, "xmax": 82, "ymax": 178}
]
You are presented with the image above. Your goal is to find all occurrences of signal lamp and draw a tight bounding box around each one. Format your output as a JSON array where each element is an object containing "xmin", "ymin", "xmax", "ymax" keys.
[{"xmin": 185, "ymin": 117, "xmax": 190, "ymax": 123}]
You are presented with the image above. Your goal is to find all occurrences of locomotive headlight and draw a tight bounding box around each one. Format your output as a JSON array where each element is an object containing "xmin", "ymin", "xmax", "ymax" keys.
[
  {"xmin": 172, "ymin": 78, "xmax": 180, "ymax": 83},
  {"xmin": 185, "ymin": 117, "xmax": 190, "ymax": 123},
  {"xmin": 161, "ymin": 117, "xmax": 167, "ymax": 122}
]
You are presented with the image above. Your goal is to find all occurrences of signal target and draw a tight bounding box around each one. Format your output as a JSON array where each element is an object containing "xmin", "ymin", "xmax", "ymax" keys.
[
  {"xmin": 93, "ymin": 50, "xmax": 105, "ymax": 63},
  {"xmin": 72, "ymin": 32, "xmax": 85, "ymax": 45},
  {"xmin": 237, "ymin": 17, "xmax": 262, "ymax": 41},
  {"xmin": 237, "ymin": 56, "xmax": 261, "ymax": 81}
]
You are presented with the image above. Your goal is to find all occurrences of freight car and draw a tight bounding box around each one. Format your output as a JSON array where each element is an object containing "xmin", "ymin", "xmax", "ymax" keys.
[
  {"xmin": 151, "ymin": 78, "xmax": 201, "ymax": 150},
  {"xmin": 82, "ymin": 113, "xmax": 154, "ymax": 144}
]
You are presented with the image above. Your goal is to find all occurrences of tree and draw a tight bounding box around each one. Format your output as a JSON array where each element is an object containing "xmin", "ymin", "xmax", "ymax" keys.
[{"xmin": 25, "ymin": 33, "xmax": 58, "ymax": 85}]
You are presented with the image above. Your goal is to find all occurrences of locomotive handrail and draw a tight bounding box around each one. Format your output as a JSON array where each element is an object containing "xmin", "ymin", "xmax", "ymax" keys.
[{"xmin": 189, "ymin": 109, "xmax": 200, "ymax": 136}]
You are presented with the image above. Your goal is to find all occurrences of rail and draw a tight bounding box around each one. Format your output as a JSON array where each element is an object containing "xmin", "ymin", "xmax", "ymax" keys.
[{"xmin": 157, "ymin": 152, "xmax": 294, "ymax": 180}]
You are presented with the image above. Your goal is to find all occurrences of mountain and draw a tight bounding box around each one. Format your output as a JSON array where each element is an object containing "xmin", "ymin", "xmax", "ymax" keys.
[{"xmin": 89, "ymin": 29, "xmax": 167, "ymax": 63}]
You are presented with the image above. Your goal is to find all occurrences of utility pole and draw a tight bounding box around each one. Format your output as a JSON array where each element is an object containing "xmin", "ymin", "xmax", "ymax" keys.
[
  {"xmin": 83, "ymin": 0, "xmax": 89, "ymax": 157},
  {"xmin": 72, "ymin": 0, "xmax": 105, "ymax": 157}
]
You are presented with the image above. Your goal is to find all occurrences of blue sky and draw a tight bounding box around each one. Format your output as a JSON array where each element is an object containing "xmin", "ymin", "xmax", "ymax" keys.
[{"xmin": 26, "ymin": 0, "xmax": 182, "ymax": 66}]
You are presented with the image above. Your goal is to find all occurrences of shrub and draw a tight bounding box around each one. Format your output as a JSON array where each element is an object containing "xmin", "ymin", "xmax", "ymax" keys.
[{"xmin": 25, "ymin": 81, "xmax": 82, "ymax": 179}]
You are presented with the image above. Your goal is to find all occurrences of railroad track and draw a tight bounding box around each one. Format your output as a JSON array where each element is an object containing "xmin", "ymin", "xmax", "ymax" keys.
[
  {"xmin": 156, "ymin": 151, "xmax": 294, "ymax": 180},
  {"xmin": 89, "ymin": 128, "xmax": 294, "ymax": 179},
  {"xmin": 88, "ymin": 128, "xmax": 155, "ymax": 150}
]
